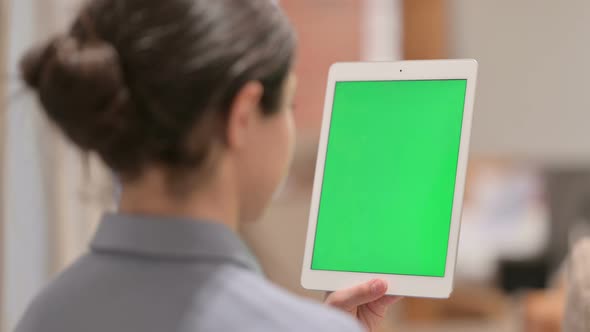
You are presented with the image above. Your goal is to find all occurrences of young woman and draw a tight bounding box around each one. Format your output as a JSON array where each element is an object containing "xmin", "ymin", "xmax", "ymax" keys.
[
  {"xmin": 563, "ymin": 239, "xmax": 590, "ymax": 331},
  {"xmin": 15, "ymin": 1, "xmax": 398, "ymax": 331}
]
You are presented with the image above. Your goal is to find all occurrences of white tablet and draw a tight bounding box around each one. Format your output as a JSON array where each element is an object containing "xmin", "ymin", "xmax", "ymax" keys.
[{"xmin": 301, "ymin": 60, "xmax": 478, "ymax": 298}]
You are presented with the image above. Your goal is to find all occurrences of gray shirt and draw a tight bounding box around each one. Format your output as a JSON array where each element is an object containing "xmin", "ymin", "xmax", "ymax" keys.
[{"xmin": 15, "ymin": 213, "xmax": 363, "ymax": 332}]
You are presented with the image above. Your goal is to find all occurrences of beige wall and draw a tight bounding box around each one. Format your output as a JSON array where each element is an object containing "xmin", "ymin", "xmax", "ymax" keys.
[
  {"xmin": 0, "ymin": 0, "xmax": 8, "ymax": 329},
  {"xmin": 450, "ymin": 0, "xmax": 590, "ymax": 166}
]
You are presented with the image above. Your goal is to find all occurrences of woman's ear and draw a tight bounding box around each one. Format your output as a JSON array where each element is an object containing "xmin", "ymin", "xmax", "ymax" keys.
[{"xmin": 226, "ymin": 81, "xmax": 264, "ymax": 149}]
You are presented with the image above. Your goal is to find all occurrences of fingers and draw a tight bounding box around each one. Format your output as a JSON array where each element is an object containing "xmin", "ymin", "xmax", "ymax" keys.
[
  {"xmin": 325, "ymin": 279, "xmax": 388, "ymax": 311},
  {"xmin": 367, "ymin": 295, "xmax": 403, "ymax": 317}
]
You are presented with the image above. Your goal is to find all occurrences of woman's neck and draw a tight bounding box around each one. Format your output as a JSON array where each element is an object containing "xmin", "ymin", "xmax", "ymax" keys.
[{"xmin": 117, "ymin": 166, "xmax": 240, "ymax": 231}]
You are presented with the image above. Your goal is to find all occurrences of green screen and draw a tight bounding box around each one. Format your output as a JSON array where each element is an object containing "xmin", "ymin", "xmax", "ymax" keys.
[{"xmin": 311, "ymin": 79, "xmax": 467, "ymax": 277}]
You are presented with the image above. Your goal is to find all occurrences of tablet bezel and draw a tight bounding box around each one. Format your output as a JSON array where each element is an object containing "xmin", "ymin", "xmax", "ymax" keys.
[{"xmin": 300, "ymin": 60, "xmax": 478, "ymax": 298}]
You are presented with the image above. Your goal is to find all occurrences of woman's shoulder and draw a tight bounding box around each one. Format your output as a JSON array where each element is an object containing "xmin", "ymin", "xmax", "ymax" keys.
[
  {"xmin": 184, "ymin": 268, "xmax": 363, "ymax": 332},
  {"xmin": 15, "ymin": 255, "xmax": 363, "ymax": 332}
]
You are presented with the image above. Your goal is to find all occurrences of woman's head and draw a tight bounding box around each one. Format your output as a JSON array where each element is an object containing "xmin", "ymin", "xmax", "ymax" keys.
[{"xmin": 21, "ymin": 0, "xmax": 297, "ymax": 222}]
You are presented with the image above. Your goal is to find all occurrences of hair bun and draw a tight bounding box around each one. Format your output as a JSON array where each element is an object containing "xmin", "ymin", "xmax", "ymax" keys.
[
  {"xmin": 20, "ymin": 43, "xmax": 50, "ymax": 89},
  {"xmin": 21, "ymin": 36, "xmax": 123, "ymax": 89},
  {"xmin": 20, "ymin": 35, "xmax": 135, "ymax": 156}
]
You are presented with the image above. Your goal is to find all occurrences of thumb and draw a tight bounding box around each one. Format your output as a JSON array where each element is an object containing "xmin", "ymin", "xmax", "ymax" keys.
[{"xmin": 325, "ymin": 279, "xmax": 388, "ymax": 311}]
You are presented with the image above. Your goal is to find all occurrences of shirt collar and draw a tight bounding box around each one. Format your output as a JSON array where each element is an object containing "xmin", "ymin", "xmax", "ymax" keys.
[{"xmin": 90, "ymin": 213, "xmax": 262, "ymax": 274}]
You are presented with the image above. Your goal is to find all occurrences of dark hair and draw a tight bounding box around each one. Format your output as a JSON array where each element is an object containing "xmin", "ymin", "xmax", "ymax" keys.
[{"xmin": 20, "ymin": 0, "xmax": 296, "ymax": 181}]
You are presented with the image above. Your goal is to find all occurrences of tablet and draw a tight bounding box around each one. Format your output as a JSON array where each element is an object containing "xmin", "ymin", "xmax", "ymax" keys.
[{"xmin": 301, "ymin": 60, "xmax": 478, "ymax": 298}]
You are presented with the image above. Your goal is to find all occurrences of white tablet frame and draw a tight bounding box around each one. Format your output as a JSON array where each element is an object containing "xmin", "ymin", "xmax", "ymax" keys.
[{"xmin": 300, "ymin": 60, "xmax": 478, "ymax": 298}]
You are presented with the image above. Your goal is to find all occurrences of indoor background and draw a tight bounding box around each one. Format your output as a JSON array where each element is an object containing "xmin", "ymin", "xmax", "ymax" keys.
[{"xmin": 1, "ymin": 0, "xmax": 589, "ymax": 331}]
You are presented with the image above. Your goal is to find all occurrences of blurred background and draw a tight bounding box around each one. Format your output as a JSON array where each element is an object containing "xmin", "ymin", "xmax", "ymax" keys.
[{"xmin": 1, "ymin": 0, "xmax": 589, "ymax": 331}]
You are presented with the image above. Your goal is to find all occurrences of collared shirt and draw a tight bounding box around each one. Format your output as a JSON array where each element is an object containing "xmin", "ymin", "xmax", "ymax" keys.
[{"xmin": 15, "ymin": 213, "xmax": 362, "ymax": 332}]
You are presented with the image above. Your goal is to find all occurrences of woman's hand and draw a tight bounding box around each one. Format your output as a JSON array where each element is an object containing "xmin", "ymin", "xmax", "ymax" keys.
[{"xmin": 324, "ymin": 279, "xmax": 401, "ymax": 331}]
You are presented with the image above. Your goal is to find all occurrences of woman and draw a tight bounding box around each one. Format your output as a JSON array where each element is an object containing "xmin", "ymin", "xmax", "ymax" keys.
[
  {"xmin": 564, "ymin": 239, "xmax": 590, "ymax": 331},
  {"xmin": 15, "ymin": 0, "xmax": 398, "ymax": 331}
]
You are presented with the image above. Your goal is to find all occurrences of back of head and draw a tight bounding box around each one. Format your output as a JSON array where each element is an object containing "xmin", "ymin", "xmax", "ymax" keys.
[{"xmin": 21, "ymin": 0, "xmax": 296, "ymax": 182}]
